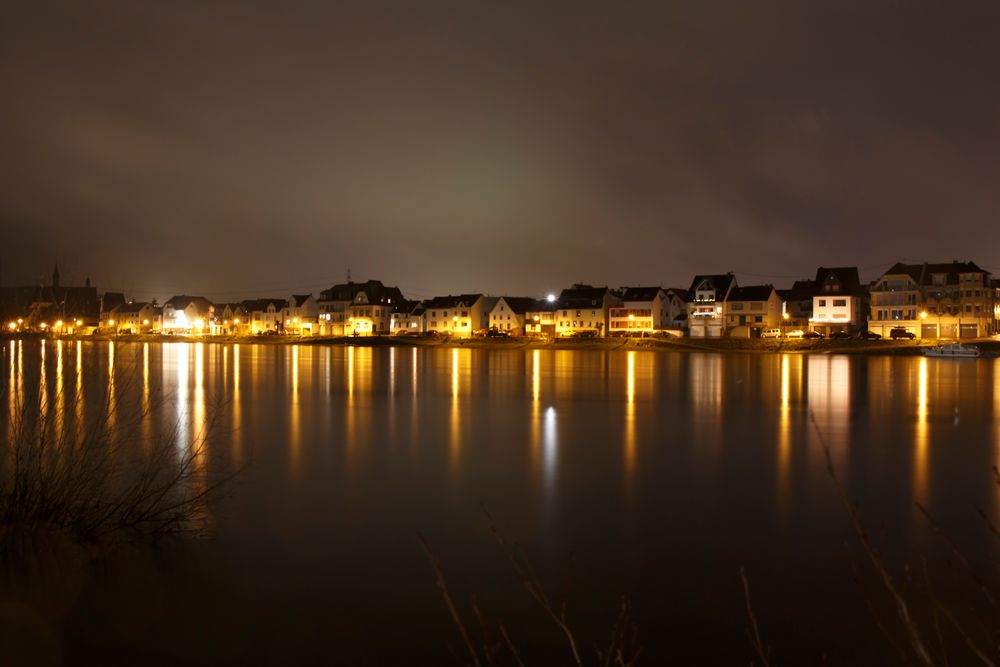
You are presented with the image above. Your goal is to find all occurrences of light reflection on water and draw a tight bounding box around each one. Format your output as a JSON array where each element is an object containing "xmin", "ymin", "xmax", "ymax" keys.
[{"xmin": 4, "ymin": 340, "xmax": 1000, "ymax": 663}]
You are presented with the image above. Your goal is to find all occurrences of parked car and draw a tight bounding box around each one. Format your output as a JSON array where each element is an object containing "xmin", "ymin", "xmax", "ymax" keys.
[
  {"xmin": 859, "ymin": 330, "xmax": 882, "ymax": 340},
  {"xmin": 761, "ymin": 328, "xmax": 782, "ymax": 339},
  {"xmin": 486, "ymin": 328, "xmax": 510, "ymax": 338},
  {"xmin": 890, "ymin": 327, "xmax": 916, "ymax": 340},
  {"xmin": 785, "ymin": 329, "xmax": 805, "ymax": 338},
  {"xmin": 830, "ymin": 331, "xmax": 852, "ymax": 340},
  {"xmin": 803, "ymin": 331, "xmax": 824, "ymax": 339}
]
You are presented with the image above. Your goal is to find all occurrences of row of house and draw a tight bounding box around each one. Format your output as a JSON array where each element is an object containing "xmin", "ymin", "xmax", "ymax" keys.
[{"xmin": 5, "ymin": 261, "xmax": 1000, "ymax": 340}]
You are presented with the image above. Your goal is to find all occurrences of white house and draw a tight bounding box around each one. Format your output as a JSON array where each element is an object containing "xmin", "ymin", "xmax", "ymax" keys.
[
  {"xmin": 488, "ymin": 297, "xmax": 536, "ymax": 335},
  {"xmin": 609, "ymin": 287, "xmax": 670, "ymax": 336},
  {"xmin": 162, "ymin": 295, "xmax": 214, "ymax": 334},
  {"xmin": 317, "ymin": 279, "xmax": 406, "ymax": 336},
  {"xmin": 525, "ymin": 299, "xmax": 558, "ymax": 337},
  {"xmin": 243, "ymin": 298, "xmax": 286, "ymax": 334},
  {"xmin": 809, "ymin": 267, "xmax": 867, "ymax": 335},
  {"xmin": 554, "ymin": 285, "xmax": 622, "ymax": 337},
  {"xmin": 284, "ymin": 294, "xmax": 319, "ymax": 335},
  {"xmin": 686, "ymin": 274, "xmax": 736, "ymax": 337},
  {"xmin": 423, "ymin": 294, "xmax": 497, "ymax": 337}
]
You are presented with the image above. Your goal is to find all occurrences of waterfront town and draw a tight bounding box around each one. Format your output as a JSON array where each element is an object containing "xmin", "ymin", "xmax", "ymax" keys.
[{"xmin": 2, "ymin": 261, "xmax": 999, "ymax": 341}]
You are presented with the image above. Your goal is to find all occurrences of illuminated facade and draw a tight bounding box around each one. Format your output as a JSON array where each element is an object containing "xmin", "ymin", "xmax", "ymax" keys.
[
  {"xmin": 242, "ymin": 298, "xmax": 286, "ymax": 334},
  {"xmin": 554, "ymin": 285, "xmax": 622, "ymax": 337},
  {"xmin": 423, "ymin": 294, "xmax": 496, "ymax": 337},
  {"xmin": 107, "ymin": 302, "xmax": 162, "ymax": 333},
  {"xmin": 162, "ymin": 295, "xmax": 214, "ymax": 333},
  {"xmin": 609, "ymin": 287, "xmax": 671, "ymax": 335},
  {"xmin": 283, "ymin": 294, "xmax": 319, "ymax": 335},
  {"xmin": 868, "ymin": 261, "xmax": 994, "ymax": 338},
  {"xmin": 488, "ymin": 297, "xmax": 535, "ymax": 334},
  {"xmin": 317, "ymin": 279, "xmax": 406, "ymax": 336},
  {"xmin": 686, "ymin": 273, "xmax": 736, "ymax": 337},
  {"xmin": 525, "ymin": 300, "xmax": 558, "ymax": 336},
  {"xmin": 809, "ymin": 267, "xmax": 867, "ymax": 334},
  {"xmin": 725, "ymin": 285, "xmax": 782, "ymax": 336}
]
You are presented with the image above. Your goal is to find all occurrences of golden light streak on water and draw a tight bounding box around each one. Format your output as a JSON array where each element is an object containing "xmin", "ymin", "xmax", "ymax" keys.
[
  {"xmin": 778, "ymin": 354, "xmax": 792, "ymax": 497},
  {"xmin": 175, "ymin": 343, "xmax": 190, "ymax": 452},
  {"xmin": 6, "ymin": 340, "xmax": 16, "ymax": 443},
  {"xmin": 142, "ymin": 343, "xmax": 150, "ymax": 411},
  {"xmin": 39, "ymin": 339, "xmax": 47, "ymax": 425},
  {"xmin": 690, "ymin": 354, "xmax": 723, "ymax": 451},
  {"xmin": 55, "ymin": 339, "xmax": 65, "ymax": 439},
  {"xmin": 107, "ymin": 341, "xmax": 116, "ymax": 434},
  {"xmin": 807, "ymin": 356, "xmax": 851, "ymax": 474},
  {"xmin": 194, "ymin": 343, "xmax": 205, "ymax": 452},
  {"xmin": 346, "ymin": 346, "xmax": 356, "ymax": 464},
  {"xmin": 290, "ymin": 345, "xmax": 301, "ymax": 474},
  {"xmin": 914, "ymin": 356, "xmax": 929, "ymax": 504},
  {"xmin": 450, "ymin": 348, "xmax": 461, "ymax": 471},
  {"xmin": 624, "ymin": 351, "xmax": 636, "ymax": 479},
  {"xmin": 530, "ymin": 349, "xmax": 541, "ymax": 474},
  {"xmin": 232, "ymin": 344, "xmax": 241, "ymax": 464},
  {"xmin": 75, "ymin": 341, "xmax": 83, "ymax": 434}
]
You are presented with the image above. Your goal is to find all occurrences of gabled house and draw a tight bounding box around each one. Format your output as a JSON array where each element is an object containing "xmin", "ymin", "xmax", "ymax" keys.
[
  {"xmin": 111, "ymin": 302, "xmax": 162, "ymax": 334},
  {"xmin": 609, "ymin": 287, "xmax": 670, "ymax": 336},
  {"xmin": 725, "ymin": 285, "xmax": 782, "ymax": 336},
  {"xmin": 525, "ymin": 299, "xmax": 558, "ymax": 337},
  {"xmin": 211, "ymin": 303, "xmax": 249, "ymax": 336},
  {"xmin": 663, "ymin": 288, "xmax": 689, "ymax": 331},
  {"xmin": 686, "ymin": 273, "xmax": 737, "ymax": 337},
  {"xmin": 554, "ymin": 285, "xmax": 622, "ymax": 337},
  {"xmin": 284, "ymin": 294, "xmax": 319, "ymax": 335},
  {"xmin": 162, "ymin": 295, "xmax": 214, "ymax": 333},
  {"xmin": 488, "ymin": 297, "xmax": 536, "ymax": 335},
  {"xmin": 317, "ymin": 279, "xmax": 406, "ymax": 336},
  {"xmin": 868, "ymin": 261, "xmax": 993, "ymax": 338},
  {"xmin": 241, "ymin": 298, "xmax": 287, "ymax": 334},
  {"xmin": 778, "ymin": 279, "xmax": 815, "ymax": 327},
  {"xmin": 809, "ymin": 267, "xmax": 868, "ymax": 335},
  {"xmin": 391, "ymin": 302, "xmax": 424, "ymax": 334},
  {"xmin": 99, "ymin": 292, "xmax": 127, "ymax": 330},
  {"xmin": 423, "ymin": 294, "xmax": 496, "ymax": 337}
]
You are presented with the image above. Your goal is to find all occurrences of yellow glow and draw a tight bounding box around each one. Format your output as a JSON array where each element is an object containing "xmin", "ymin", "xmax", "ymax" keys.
[
  {"xmin": 143, "ymin": 319, "xmax": 149, "ymax": 325},
  {"xmin": 75, "ymin": 319, "xmax": 82, "ymax": 326},
  {"xmin": 108, "ymin": 319, "xmax": 115, "ymax": 326},
  {"xmin": 915, "ymin": 357, "xmax": 929, "ymax": 502},
  {"xmin": 920, "ymin": 311, "xmax": 928, "ymax": 319},
  {"xmin": 6, "ymin": 323, "xmax": 14, "ymax": 331},
  {"xmin": 625, "ymin": 351, "xmax": 636, "ymax": 478},
  {"xmin": 782, "ymin": 312, "xmax": 790, "ymax": 320},
  {"xmin": 234, "ymin": 318, "xmax": 240, "ymax": 324},
  {"xmin": 452, "ymin": 315, "xmax": 458, "ymax": 321},
  {"xmin": 17, "ymin": 318, "xmax": 23, "ymax": 324},
  {"xmin": 194, "ymin": 319, "xmax": 205, "ymax": 330},
  {"xmin": 533, "ymin": 316, "xmax": 540, "ymax": 322},
  {"xmin": 40, "ymin": 322, "xmax": 47, "ymax": 329},
  {"xmin": 628, "ymin": 314, "xmax": 635, "ymax": 321},
  {"xmin": 55, "ymin": 320, "xmax": 63, "ymax": 328}
]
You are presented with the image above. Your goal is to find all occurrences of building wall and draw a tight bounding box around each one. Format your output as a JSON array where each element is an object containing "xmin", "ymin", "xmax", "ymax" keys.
[{"xmin": 489, "ymin": 299, "xmax": 526, "ymax": 334}]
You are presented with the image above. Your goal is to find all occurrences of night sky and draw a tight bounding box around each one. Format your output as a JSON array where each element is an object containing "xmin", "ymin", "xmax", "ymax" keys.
[{"xmin": 3, "ymin": 1, "xmax": 999, "ymax": 302}]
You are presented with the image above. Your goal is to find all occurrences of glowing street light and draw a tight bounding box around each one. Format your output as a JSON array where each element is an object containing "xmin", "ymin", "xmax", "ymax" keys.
[
  {"xmin": 782, "ymin": 312, "xmax": 790, "ymax": 321},
  {"xmin": 546, "ymin": 293, "xmax": 556, "ymax": 303},
  {"xmin": 76, "ymin": 319, "xmax": 83, "ymax": 326},
  {"xmin": 7, "ymin": 322, "xmax": 15, "ymax": 331},
  {"xmin": 108, "ymin": 319, "xmax": 115, "ymax": 326},
  {"xmin": 920, "ymin": 311, "xmax": 928, "ymax": 319},
  {"xmin": 143, "ymin": 319, "xmax": 150, "ymax": 325}
]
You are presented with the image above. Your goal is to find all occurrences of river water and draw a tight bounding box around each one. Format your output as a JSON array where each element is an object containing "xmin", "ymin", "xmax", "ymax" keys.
[{"xmin": 3, "ymin": 339, "xmax": 1000, "ymax": 664}]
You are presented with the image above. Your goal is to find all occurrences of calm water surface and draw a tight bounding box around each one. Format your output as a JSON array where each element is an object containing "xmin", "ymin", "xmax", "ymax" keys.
[{"xmin": 3, "ymin": 339, "xmax": 1000, "ymax": 664}]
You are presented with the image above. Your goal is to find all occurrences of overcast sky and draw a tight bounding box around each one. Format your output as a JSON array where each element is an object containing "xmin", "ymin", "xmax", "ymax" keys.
[{"xmin": 2, "ymin": 0, "xmax": 999, "ymax": 301}]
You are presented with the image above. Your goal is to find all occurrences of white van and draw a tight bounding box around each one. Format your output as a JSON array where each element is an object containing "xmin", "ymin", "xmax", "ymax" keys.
[{"xmin": 761, "ymin": 328, "xmax": 782, "ymax": 339}]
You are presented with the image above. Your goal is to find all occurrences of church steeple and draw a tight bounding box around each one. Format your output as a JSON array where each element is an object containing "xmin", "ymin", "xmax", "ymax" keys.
[{"xmin": 52, "ymin": 263, "xmax": 60, "ymax": 289}]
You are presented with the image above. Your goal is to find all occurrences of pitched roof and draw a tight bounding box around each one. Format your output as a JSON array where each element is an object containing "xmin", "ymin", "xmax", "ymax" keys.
[
  {"xmin": 527, "ymin": 298, "xmax": 559, "ymax": 313},
  {"xmin": 163, "ymin": 295, "xmax": 213, "ymax": 311},
  {"xmin": 291, "ymin": 294, "xmax": 312, "ymax": 307},
  {"xmin": 116, "ymin": 301, "xmax": 157, "ymax": 315},
  {"xmin": 727, "ymin": 285, "xmax": 775, "ymax": 302},
  {"xmin": 813, "ymin": 267, "xmax": 865, "ymax": 297},
  {"xmin": 620, "ymin": 286, "xmax": 664, "ymax": 302},
  {"xmin": 319, "ymin": 280, "xmax": 405, "ymax": 305},
  {"xmin": 494, "ymin": 297, "xmax": 537, "ymax": 315},
  {"xmin": 687, "ymin": 273, "xmax": 736, "ymax": 295},
  {"xmin": 877, "ymin": 261, "xmax": 989, "ymax": 287},
  {"xmin": 101, "ymin": 292, "xmax": 127, "ymax": 312},
  {"xmin": 556, "ymin": 285, "xmax": 614, "ymax": 308},
  {"xmin": 785, "ymin": 279, "xmax": 816, "ymax": 301},
  {"xmin": 423, "ymin": 294, "xmax": 483, "ymax": 309},
  {"xmin": 240, "ymin": 298, "xmax": 287, "ymax": 312}
]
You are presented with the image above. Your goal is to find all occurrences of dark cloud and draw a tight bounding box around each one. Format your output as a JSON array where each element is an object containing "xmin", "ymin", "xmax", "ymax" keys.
[{"xmin": 3, "ymin": 0, "xmax": 999, "ymax": 300}]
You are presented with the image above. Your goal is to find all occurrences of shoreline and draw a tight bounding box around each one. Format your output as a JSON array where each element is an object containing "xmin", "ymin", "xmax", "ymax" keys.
[{"xmin": 4, "ymin": 332, "xmax": 999, "ymax": 356}]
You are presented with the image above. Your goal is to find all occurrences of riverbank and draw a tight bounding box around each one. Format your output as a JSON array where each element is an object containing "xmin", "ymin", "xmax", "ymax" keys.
[{"xmin": 5, "ymin": 331, "xmax": 1000, "ymax": 356}]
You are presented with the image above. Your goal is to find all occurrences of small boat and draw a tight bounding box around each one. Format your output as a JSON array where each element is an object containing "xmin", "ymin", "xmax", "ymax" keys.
[{"xmin": 922, "ymin": 342, "xmax": 981, "ymax": 358}]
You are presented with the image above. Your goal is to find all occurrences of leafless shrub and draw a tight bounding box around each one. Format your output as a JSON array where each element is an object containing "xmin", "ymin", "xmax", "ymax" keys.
[
  {"xmin": 418, "ymin": 506, "xmax": 641, "ymax": 666},
  {"xmin": 0, "ymin": 353, "xmax": 234, "ymax": 545}
]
